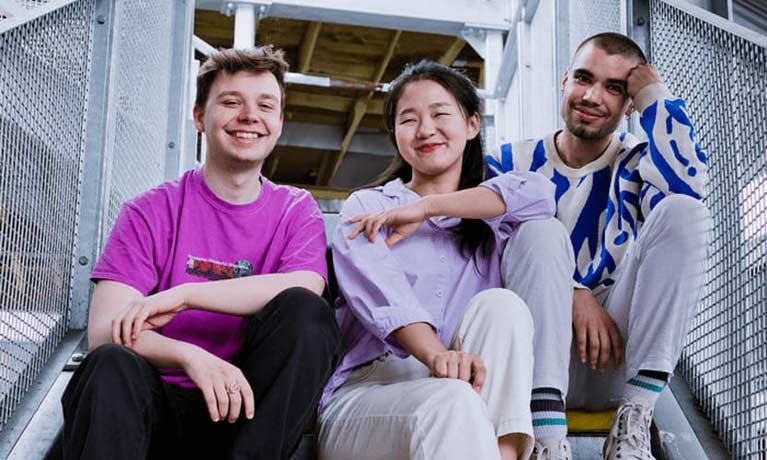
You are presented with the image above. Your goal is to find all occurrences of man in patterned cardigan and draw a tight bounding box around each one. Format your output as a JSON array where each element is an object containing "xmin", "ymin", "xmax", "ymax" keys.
[{"xmin": 488, "ymin": 32, "xmax": 710, "ymax": 460}]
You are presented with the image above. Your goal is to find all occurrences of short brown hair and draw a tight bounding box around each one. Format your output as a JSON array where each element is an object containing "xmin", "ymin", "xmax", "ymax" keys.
[
  {"xmin": 195, "ymin": 46, "xmax": 289, "ymax": 109},
  {"xmin": 573, "ymin": 32, "xmax": 647, "ymax": 66}
]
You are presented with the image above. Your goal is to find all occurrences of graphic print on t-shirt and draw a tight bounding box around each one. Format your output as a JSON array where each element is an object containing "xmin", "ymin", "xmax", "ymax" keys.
[{"xmin": 186, "ymin": 255, "xmax": 253, "ymax": 280}]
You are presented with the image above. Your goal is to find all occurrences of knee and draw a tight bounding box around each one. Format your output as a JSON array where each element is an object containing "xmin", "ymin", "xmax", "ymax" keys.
[
  {"xmin": 468, "ymin": 289, "xmax": 534, "ymax": 338},
  {"xmin": 513, "ymin": 218, "xmax": 570, "ymax": 245},
  {"xmin": 418, "ymin": 380, "xmax": 487, "ymax": 421},
  {"xmin": 504, "ymin": 218, "xmax": 573, "ymax": 267},
  {"xmin": 270, "ymin": 287, "xmax": 340, "ymax": 343},
  {"xmin": 654, "ymin": 194, "xmax": 709, "ymax": 220},
  {"xmin": 84, "ymin": 343, "xmax": 143, "ymax": 375},
  {"xmin": 65, "ymin": 344, "xmax": 151, "ymax": 403},
  {"xmin": 649, "ymin": 195, "xmax": 710, "ymax": 247}
]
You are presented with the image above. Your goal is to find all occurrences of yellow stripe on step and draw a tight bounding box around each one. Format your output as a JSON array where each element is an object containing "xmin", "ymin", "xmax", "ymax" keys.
[{"xmin": 566, "ymin": 410, "xmax": 615, "ymax": 433}]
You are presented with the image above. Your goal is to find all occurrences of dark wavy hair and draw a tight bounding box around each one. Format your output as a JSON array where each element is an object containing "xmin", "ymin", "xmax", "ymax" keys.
[{"xmin": 368, "ymin": 60, "xmax": 494, "ymax": 264}]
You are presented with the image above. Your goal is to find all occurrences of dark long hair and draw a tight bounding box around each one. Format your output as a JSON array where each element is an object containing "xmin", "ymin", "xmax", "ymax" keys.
[{"xmin": 369, "ymin": 60, "xmax": 494, "ymax": 263}]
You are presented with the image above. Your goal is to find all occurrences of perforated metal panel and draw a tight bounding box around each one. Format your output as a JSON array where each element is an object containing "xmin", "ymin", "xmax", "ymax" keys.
[
  {"xmin": 4, "ymin": 0, "xmax": 52, "ymax": 12},
  {"xmin": 101, "ymin": 0, "xmax": 174, "ymax": 240},
  {"xmin": 568, "ymin": 0, "xmax": 625, "ymax": 55},
  {"xmin": 649, "ymin": 2, "xmax": 767, "ymax": 459},
  {"xmin": 0, "ymin": 0, "xmax": 95, "ymax": 431}
]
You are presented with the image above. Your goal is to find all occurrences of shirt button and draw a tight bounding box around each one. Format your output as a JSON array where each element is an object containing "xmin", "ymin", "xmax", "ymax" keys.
[
  {"xmin": 436, "ymin": 290, "xmax": 443, "ymax": 298},
  {"xmin": 440, "ymin": 256, "xmax": 446, "ymax": 263}
]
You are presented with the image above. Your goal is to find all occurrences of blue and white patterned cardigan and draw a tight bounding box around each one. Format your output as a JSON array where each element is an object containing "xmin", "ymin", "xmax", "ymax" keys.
[{"xmin": 486, "ymin": 83, "xmax": 708, "ymax": 295}]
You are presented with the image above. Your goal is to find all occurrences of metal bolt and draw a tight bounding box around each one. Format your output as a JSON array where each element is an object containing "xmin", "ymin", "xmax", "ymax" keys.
[
  {"xmin": 168, "ymin": 142, "xmax": 175, "ymax": 148},
  {"xmin": 96, "ymin": 15, "xmax": 105, "ymax": 24},
  {"xmin": 78, "ymin": 256, "xmax": 89, "ymax": 266},
  {"xmin": 636, "ymin": 16, "xmax": 645, "ymax": 26}
]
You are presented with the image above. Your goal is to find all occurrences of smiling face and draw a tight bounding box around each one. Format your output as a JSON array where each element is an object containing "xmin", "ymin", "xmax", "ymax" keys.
[
  {"xmin": 561, "ymin": 42, "xmax": 640, "ymax": 140},
  {"xmin": 393, "ymin": 79, "xmax": 480, "ymax": 181},
  {"xmin": 193, "ymin": 70, "xmax": 283, "ymax": 169}
]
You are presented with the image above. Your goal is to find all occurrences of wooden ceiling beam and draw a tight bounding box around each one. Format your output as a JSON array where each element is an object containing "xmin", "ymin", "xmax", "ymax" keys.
[
  {"xmin": 285, "ymin": 90, "xmax": 383, "ymax": 115},
  {"xmin": 439, "ymin": 38, "xmax": 466, "ymax": 66},
  {"xmin": 283, "ymin": 110, "xmax": 383, "ymax": 129},
  {"xmin": 298, "ymin": 21, "xmax": 322, "ymax": 74},
  {"xmin": 287, "ymin": 184, "xmax": 350, "ymax": 201},
  {"xmin": 319, "ymin": 29, "xmax": 402, "ymax": 185}
]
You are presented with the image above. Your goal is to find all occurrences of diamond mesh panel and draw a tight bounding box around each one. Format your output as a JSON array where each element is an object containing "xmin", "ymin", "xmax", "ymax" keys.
[
  {"xmin": 649, "ymin": 2, "xmax": 767, "ymax": 459},
  {"xmin": 102, "ymin": 0, "xmax": 173, "ymax": 240},
  {"xmin": 0, "ymin": 0, "xmax": 95, "ymax": 431}
]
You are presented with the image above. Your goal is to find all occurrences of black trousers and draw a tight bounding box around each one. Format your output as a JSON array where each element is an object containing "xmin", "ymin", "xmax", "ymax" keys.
[{"xmin": 55, "ymin": 287, "xmax": 343, "ymax": 460}]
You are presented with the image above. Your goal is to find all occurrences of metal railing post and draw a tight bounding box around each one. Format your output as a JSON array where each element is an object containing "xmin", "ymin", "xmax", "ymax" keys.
[
  {"xmin": 627, "ymin": 0, "xmax": 650, "ymax": 136},
  {"xmin": 164, "ymin": 0, "xmax": 195, "ymax": 180},
  {"xmin": 68, "ymin": 0, "xmax": 117, "ymax": 331}
]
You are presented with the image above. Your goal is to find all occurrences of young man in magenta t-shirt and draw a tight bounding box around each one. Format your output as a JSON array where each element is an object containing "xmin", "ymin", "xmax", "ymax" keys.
[{"xmin": 57, "ymin": 47, "xmax": 343, "ymax": 460}]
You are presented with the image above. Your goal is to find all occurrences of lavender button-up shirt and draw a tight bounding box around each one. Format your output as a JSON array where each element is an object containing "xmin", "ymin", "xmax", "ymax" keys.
[{"xmin": 319, "ymin": 172, "xmax": 556, "ymax": 409}]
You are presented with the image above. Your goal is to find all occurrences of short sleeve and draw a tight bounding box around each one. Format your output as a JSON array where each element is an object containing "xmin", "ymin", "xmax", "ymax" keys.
[
  {"xmin": 276, "ymin": 192, "xmax": 329, "ymax": 282},
  {"xmin": 480, "ymin": 171, "xmax": 556, "ymax": 243},
  {"xmin": 91, "ymin": 203, "xmax": 160, "ymax": 296}
]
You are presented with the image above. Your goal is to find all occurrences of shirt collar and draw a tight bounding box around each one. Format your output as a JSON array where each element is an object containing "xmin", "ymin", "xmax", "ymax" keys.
[{"xmin": 381, "ymin": 178, "xmax": 419, "ymax": 199}]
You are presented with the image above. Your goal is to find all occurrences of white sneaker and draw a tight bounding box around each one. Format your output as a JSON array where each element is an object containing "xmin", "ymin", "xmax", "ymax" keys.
[
  {"xmin": 602, "ymin": 400, "xmax": 656, "ymax": 460},
  {"xmin": 531, "ymin": 438, "xmax": 572, "ymax": 460}
]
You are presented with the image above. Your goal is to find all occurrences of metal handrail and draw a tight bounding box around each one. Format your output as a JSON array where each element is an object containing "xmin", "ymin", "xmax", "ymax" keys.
[
  {"xmin": 0, "ymin": 0, "xmax": 79, "ymax": 35},
  {"xmin": 661, "ymin": 0, "xmax": 767, "ymax": 48}
]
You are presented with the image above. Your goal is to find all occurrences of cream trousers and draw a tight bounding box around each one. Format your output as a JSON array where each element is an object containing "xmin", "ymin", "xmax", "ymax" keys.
[
  {"xmin": 318, "ymin": 288, "xmax": 535, "ymax": 460},
  {"xmin": 502, "ymin": 196, "xmax": 710, "ymax": 409}
]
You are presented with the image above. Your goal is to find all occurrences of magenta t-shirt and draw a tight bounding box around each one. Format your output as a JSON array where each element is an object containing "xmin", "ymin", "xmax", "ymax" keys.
[{"xmin": 92, "ymin": 168, "xmax": 328, "ymax": 386}]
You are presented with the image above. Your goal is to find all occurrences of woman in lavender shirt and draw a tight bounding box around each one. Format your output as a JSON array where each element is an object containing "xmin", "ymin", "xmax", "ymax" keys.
[{"xmin": 317, "ymin": 61, "xmax": 557, "ymax": 460}]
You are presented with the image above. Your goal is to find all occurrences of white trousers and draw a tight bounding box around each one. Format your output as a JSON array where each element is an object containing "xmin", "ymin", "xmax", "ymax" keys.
[
  {"xmin": 502, "ymin": 196, "xmax": 710, "ymax": 410},
  {"xmin": 318, "ymin": 289, "xmax": 535, "ymax": 460},
  {"xmin": 501, "ymin": 217, "xmax": 575, "ymax": 396}
]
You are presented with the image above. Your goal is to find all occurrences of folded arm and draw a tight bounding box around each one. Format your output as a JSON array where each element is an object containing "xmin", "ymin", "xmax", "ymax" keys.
[
  {"xmin": 112, "ymin": 270, "xmax": 324, "ymax": 347},
  {"xmin": 630, "ymin": 66, "xmax": 707, "ymax": 214},
  {"xmin": 350, "ymin": 172, "xmax": 555, "ymax": 247},
  {"xmin": 88, "ymin": 280, "xmax": 256, "ymax": 423}
]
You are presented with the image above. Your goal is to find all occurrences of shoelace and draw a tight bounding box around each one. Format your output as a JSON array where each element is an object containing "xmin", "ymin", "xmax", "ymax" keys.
[{"xmin": 613, "ymin": 403, "xmax": 653, "ymax": 458}]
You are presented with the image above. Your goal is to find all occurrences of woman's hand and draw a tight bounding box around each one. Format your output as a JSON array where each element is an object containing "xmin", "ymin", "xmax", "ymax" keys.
[
  {"xmin": 427, "ymin": 350, "xmax": 486, "ymax": 393},
  {"xmin": 112, "ymin": 285, "xmax": 189, "ymax": 347},
  {"xmin": 347, "ymin": 198, "xmax": 431, "ymax": 247},
  {"xmin": 180, "ymin": 345, "xmax": 255, "ymax": 423}
]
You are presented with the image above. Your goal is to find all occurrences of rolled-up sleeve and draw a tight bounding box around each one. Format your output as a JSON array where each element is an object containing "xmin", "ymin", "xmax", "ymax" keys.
[
  {"xmin": 480, "ymin": 171, "xmax": 556, "ymax": 241},
  {"xmin": 332, "ymin": 192, "xmax": 435, "ymax": 356}
]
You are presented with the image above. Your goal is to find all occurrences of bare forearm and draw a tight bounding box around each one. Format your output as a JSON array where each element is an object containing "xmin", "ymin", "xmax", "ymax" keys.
[
  {"xmin": 129, "ymin": 330, "xmax": 197, "ymax": 369},
  {"xmin": 89, "ymin": 318, "xmax": 194, "ymax": 370},
  {"xmin": 392, "ymin": 322, "xmax": 449, "ymax": 365},
  {"xmin": 422, "ymin": 187, "xmax": 505, "ymax": 220},
  {"xmin": 180, "ymin": 270, "xmax": 324, "ymax": 316}
]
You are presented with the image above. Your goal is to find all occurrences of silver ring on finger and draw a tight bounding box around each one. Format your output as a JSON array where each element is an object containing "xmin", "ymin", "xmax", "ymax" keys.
[{"xmin": 226, "ymin": 382, "xmax": 239, "ymax": 395}]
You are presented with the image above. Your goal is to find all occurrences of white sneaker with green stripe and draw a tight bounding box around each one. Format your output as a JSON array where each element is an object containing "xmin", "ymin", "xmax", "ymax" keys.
[{"xmin": 602, "ymin": 400, "xmax": 655, "ymax": 460}]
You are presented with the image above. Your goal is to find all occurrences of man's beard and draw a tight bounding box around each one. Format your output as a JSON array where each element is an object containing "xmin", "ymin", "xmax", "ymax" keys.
[{"xmin": 563, "ymin": 105, "xmax": 620, "ymax": 140}]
